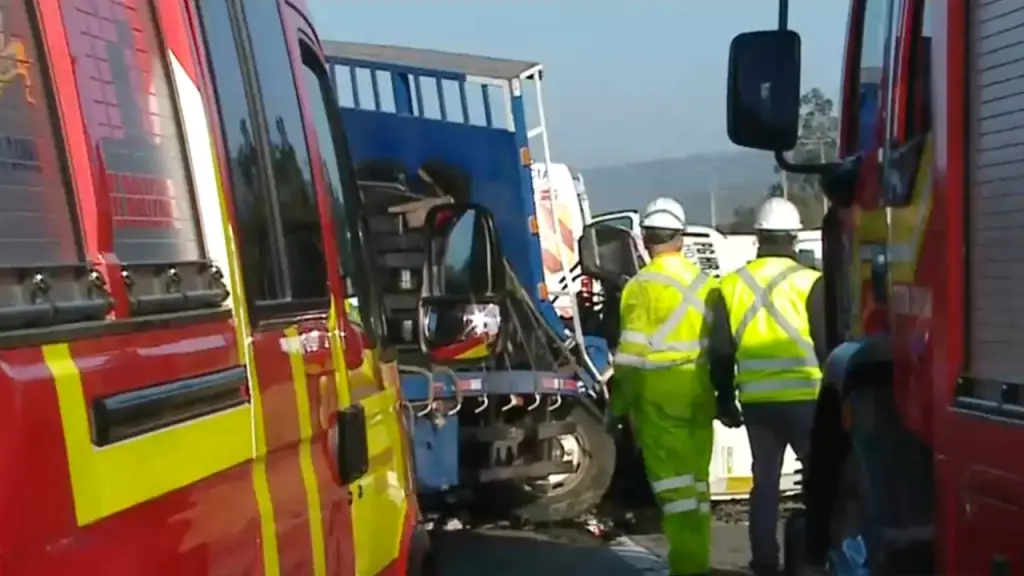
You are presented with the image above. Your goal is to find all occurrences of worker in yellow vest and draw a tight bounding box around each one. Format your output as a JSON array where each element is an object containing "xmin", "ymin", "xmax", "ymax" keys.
[
  {"xmin": 611, "ymin": 197, "xmax": 736, "ymax": 576},
  {"xmin": 714, "ymin": 197, "xmax": 827, "ymax": 576}
]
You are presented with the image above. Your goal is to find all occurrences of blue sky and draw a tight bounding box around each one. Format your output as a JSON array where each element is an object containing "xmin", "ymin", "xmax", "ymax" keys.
[{"xmin": 308, "ymin": 1, "xmax": 849, "ymax": 168}]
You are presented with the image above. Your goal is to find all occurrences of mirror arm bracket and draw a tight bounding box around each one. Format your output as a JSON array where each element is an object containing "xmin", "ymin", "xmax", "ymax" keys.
[{"xmin": 774, "ymin": 149, "xmax": 838, "ymax": 176}]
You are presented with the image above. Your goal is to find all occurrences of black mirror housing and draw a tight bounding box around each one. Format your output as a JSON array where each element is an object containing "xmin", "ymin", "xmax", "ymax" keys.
[
  {"xmin": 419, "ymin": 204, "xmax": 506, "ymax": 363},
  {"xmin": 727, "ymin": 29, "xmax": 802, "ymax": 152},
  {"xmin": 578, "ymin": 223, "xmax": 641, "ymax": 288}
]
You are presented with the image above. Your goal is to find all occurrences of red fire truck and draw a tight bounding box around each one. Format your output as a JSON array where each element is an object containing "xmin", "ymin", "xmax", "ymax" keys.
[
  {"xmin": 0, "ymin": 0, "xmax": 426, "ymax": 573},
  {"xmin": 726, "ymin": 0, "xmax": 1024, "ymax": 573}
]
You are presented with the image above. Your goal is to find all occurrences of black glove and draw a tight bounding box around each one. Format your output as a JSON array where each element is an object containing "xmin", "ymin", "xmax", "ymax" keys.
[{"xmin": 717, "ymin": 401, "xmax": 743, "ymax": 428}]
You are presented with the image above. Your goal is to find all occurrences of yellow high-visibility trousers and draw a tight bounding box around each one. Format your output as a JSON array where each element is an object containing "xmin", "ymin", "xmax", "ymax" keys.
[{"xmin": 629, "ymin": 367, "xmax": 715, "ymax": 575}]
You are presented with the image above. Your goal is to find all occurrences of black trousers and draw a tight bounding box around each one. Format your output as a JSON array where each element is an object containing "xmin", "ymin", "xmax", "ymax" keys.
[{"xmin": 742, "ymin": 400, "xmax": 817, "ymax": 571}]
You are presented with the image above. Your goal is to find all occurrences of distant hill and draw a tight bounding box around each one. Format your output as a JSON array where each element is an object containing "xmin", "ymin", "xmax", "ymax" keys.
[{"xmin": 581, "ymin": 150, "xmax": 779, "ymax": 227}]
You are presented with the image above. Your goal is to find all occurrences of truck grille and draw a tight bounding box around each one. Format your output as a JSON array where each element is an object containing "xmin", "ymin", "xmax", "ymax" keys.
[{"xmin": 683, "ymin": 235, "xmax": 721, "ymax": 277}]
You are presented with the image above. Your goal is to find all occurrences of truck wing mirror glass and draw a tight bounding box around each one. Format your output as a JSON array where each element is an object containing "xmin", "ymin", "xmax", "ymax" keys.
[
  {"xmin": 726, "ymin": 29, "xmax": 802, "ymax": 152},
  {"xmin": 579, "ymin": 223, "xmax": 641, "ymax": 289},
  {"xmin": 423, "ymin": 203, "xmax": 504, "ymax": 297}
]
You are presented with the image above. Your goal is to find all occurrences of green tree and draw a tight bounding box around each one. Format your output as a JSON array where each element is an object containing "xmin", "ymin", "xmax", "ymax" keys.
[
  {"xmin": 775, "ymin": 87, "xmax": 838, "ymax": 228},
  {"xmin": 730, "ymin": 87, "xmax": 839, "ymax": 231}
]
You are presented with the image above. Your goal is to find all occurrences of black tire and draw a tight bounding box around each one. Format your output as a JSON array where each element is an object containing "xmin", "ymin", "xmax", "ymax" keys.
[{"xmin": 500, "ymin": 404, "xmax": 616, "ymax": 523}]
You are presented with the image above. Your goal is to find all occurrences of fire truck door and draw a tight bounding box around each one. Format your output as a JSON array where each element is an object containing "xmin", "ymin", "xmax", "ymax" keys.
[
  {"xmin": 836, "ymin": 0, "xmax": 895, "ymax": 336},
  {"xmin": 344, "ymin": 337, "xmax": 410, "ymax": 576},
  {"xmin": 193, "ymin": 0, "xmax": 363, "ymax": 572},
  {"xmin": 292, "ymin": 45, "xmax": 410, "ymax": 574}
]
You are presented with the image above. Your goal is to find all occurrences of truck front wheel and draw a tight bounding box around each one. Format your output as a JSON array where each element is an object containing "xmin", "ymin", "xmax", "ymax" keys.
[{"xmin": 498, "ymin": 404, "xmax": 616, "ymax": 523}]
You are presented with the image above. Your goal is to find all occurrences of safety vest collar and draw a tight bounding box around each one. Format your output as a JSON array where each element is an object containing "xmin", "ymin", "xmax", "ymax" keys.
[{"xmin": 649, "ymin": 251, "xmax": 688, "ymax": 265}]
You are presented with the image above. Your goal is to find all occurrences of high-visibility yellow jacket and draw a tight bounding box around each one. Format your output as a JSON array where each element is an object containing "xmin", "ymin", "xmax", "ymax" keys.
[
  {"xmin": 610, "ymin": 252, "xmax": 716, "ymax": 422},
  {"xmin": 719, "ymin": 256, "xmax": 823, "ymax": 404}
]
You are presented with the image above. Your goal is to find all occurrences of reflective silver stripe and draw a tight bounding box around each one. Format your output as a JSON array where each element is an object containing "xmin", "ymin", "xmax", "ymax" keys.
[
  {"xmin": 620, "ymin": 335, "xmax": 707, "ymax": 353},
  {"xmin": 650, "ymin": 474, "xmax": 694, "ymax": 493},
  {"xmin": 613, "ymin": 352, "xmax": 647, "ymax": 367},
  {"xmin": 634, "ymin": 270, "xmax": 710, "ymax": 351},
  {"xmin": 662, "ymin": 498, "xmax": 699, "ymax": 515},
  {"xmin": 737, "ymin": 357, "xmax": 817, "ymax": 372},
  {"xmin": 741, "ymin": 378, "xmax": 819, "ymax": 394},
  {"xmin": 695, "ymin": 481, "xmax": 708, "ymax": 493},
  {"xmin": 734, "ymin": 264, "xmax": 818, "ymax": 370},
  {"xmin": 699, "ymin": 502, "xmax": 711, "ymax": 514},
  {"xmin": 614, "ymin": 352, "xmax": 698, "ymax": 369},
  {"xmin": 620, "ymin": 330, "xmax": 650, "ymax": 345}
]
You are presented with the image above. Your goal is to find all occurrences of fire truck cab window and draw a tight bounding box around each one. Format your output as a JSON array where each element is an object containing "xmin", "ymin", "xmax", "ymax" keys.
[
  {"xmin": 908, "ymin": 0, "xmax": 933, "ymax": 137},
  {"xmin": 240, "ymin": 0, "xmax": 327, "ymax": 301},
  {"xmin": 854, "ymin": 0, "xmax": 892, "ymax": 153},
  {"xmin": 196, "ymin": 0, "xmax": 284, "ymax": 302},
  {"xmin": 0, "ymin": 0, "xmax": 81, "ymax": 267},
  {"xmin": 298, "ymin": 48, "xmax": 377, "ymax": 338},
  {"xmin": 60, "ymin": 0, "xmax": 203, "ymax": 264}
]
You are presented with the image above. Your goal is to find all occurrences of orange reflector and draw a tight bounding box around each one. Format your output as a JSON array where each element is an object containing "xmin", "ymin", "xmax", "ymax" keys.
[
  {"xmin": 520, "ymin": 147, "xmax": 531, "ymax": 166},
  {"xmin": 841, "ymin": 400, "xmax": 852, "ymax": 432},
  {"xmin": 528, "ymin": 215, "xmax": 538, "ymax": 234},
  {"xmin": 538, "ymin": 283, "xmax": 548, "ymax": 300}
]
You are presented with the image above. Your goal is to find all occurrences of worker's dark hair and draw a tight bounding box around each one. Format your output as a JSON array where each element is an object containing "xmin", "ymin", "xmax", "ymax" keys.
[
  {"xmin": 642, "ymin": 227, "xmax": 682, "ymax": 246},
  {"xmin": 756, "ymin": 230, "xmax": 798, "ymax": 254}
]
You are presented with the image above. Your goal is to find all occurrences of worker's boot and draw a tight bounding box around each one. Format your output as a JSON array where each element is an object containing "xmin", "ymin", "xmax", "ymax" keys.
[{"xmin": 747, "ymin": 561, "xmax": 781, "ymax": 576}]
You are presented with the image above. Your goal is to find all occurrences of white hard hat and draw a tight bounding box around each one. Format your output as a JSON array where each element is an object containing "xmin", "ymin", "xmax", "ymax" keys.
[
  {"xmin": 754, "ymin": 197, "xmax": 803, "ymax": 232},
  {"xmin": 640, "ymin": 197, "xmax": 687, "ymax": 231}
]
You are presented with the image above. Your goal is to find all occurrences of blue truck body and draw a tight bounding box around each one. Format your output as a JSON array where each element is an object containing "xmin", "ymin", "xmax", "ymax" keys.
[{"xmin": 322, "ymin": 42, "xmax": 613, "ymax": 513}]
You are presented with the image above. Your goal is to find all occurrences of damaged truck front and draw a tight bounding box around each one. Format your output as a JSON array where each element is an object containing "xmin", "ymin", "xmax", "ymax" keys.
[{"xmin": 322, "ymin": 41, "xmax": 616, "ymax": 521}]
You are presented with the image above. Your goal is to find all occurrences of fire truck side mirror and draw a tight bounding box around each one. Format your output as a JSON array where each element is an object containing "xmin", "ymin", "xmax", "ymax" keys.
[
  {"xmin": 726, "ymin": 29, "xmax": 802, "ymax": 153},
  {"xmin": 579, "ymin": 223, "xmax": 641, "ymax": 289}
]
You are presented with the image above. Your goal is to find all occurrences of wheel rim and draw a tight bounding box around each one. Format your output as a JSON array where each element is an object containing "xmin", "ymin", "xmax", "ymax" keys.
[{"xmin": 528, "ymin": 432, "xmax": 588, "ymax": 496}]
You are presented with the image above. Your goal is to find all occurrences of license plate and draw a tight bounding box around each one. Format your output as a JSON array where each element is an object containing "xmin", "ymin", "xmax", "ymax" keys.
[{"xmin": 725, "ymin": 476, "xmax": 753, "ymax": 493}]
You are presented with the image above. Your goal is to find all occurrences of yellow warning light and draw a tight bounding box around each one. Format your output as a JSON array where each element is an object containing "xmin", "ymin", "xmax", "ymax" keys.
[
  {"xmin": 538, "ymin": 283, "xmax": 549, "ymax": 300},
  {"xmin": 520, "ymin": 147, "xmax": 531, "ymax": 166},
  {"xmin": 528, "ymin": 215, "xmax": 538, "ymax": 234}
]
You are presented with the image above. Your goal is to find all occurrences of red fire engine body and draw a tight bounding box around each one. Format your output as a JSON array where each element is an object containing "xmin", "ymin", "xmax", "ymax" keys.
[
  {"xmin": 0, "ymin": 0, "xmax": 425, "ymax": 573},
  {"xmin": 729, "ymin": 0, "xmax": 1024, "ymax": 573}
]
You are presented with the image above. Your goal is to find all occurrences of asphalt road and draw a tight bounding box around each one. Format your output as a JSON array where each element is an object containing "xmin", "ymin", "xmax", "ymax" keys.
[{"xmin": 434, "ymin": 503, "xmax": 788, "ymax": 575}]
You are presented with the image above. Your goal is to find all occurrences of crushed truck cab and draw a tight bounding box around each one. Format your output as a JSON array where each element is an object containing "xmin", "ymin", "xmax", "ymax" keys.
[{"xmin": 322, "ymin": 42, "xmax": 616, "ymax": 521}]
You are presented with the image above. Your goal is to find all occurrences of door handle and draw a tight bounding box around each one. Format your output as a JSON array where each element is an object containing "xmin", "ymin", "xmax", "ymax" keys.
[{"xmin": 346, "ymin": 483, "xmax": 364, "ymax": 504}]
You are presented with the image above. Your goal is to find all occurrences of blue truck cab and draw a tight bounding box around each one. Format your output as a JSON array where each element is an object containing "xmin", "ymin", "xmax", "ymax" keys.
[{"xmin": 322, "ymin": 42, "xmax": 616, "ymax": 521}]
